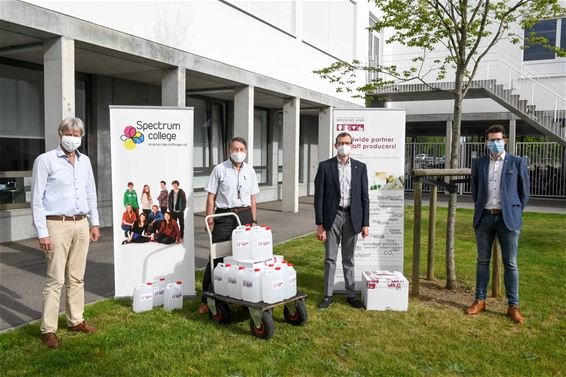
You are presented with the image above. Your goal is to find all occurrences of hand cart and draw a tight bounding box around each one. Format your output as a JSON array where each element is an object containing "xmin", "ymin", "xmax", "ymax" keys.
[{"xmin": 203, "ymin": 213, "xmax": 308, "ymax": 340}]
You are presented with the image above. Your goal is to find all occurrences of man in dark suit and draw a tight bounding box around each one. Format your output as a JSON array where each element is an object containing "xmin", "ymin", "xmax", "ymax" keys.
[
  {"xmin": 314, "ymin": 132, "xmax": 369, "ymax": 309},
  {"xmin": 467, "ymin": 124, "xmax": 530, "ymax": 324}
]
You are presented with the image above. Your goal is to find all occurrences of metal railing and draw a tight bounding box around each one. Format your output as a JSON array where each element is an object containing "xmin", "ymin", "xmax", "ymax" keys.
[{"xmin": 404, "ymin": 142, "xmax": 566, "ymax": 198}]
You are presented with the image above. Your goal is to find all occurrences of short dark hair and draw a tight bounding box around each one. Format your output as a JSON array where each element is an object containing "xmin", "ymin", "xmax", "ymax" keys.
[
  {"xmin": 172, "ymin": 180, "xmax": 179, "ymax": 186},
  {"xmin": 127, "ymin": 182, "xmax": 133, "ymax": 186},
  {"xmin": 160, "ymin": 180, "xmax": 166, "ymax": 185},
  {"xmin": 335, "ymin": 132, "xmax": 353, "ymax": 144},
  {"xmin": 228, "ymin": 137, "xmax": 247, "ymax": 150},
  {"xmin": 485, "ymin": 124, "xmax": 507, "ymax": 139}
]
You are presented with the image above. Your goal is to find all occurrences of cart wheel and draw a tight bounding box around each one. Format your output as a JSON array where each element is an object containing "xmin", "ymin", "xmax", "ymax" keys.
[
  {"xmin": 284, "ymin": 300, "xmax": 308, "ymax": 326},
  {"xmin": 249, "ymin": 311, "xmax": 275, "ymax": 340},
  {"xmin": 208, "ymin": 300, "xmax": 231, "ymax": 324}
]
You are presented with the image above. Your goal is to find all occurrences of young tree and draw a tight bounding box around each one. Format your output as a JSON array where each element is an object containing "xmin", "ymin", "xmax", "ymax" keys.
[{"xmin": 315, "ymin": 0, "xmax": 565, "ymax": 289}]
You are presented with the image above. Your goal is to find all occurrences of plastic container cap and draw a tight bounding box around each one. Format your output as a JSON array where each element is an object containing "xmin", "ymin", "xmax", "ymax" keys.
[
  {"xmin": 225, "ymin": 264, "xmax": 232, "ymax": 267},
  {"xmin": 176, "ymin": 281, "xmax": 182, "ymax": 284},
  {"xmin": 254, "ymin": 268, "xmax": 261, "ymax": 272},
  {"xmin": 147, "ymin": 282, "xmax": 153, "ymax": 285},
  {"xmin": 287, "ymin": 263, "xmax": 294, "ymax": 267},
  {"xmin": 261, "ymin": 224, "xmax": 267, "ymax": 227},
  {"xmin": 160, "ymin": 278, "xmax": 166, "ymax": 281},
  {"xmin": 275, "ymin": 267, "xmax": 281, "ymax": 270},
  {"xmin": 245, "ymin": 224, "xmax": 251, "ymax": 227},
  {"xmin": 266, "ymin": 227, "xmax": 271, "ymax": 230},
  {"xmin": 239, "ymin": 266, "xmax": 245, "ymax": 270},
  {"xmin": 268, "ymin": 264, "xmax": 274, "ymax": 267}
]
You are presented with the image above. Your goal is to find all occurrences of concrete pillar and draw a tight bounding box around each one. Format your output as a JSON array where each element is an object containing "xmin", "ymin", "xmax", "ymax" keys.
[
  {"xmin": 44, "ymin": 37, "xmax": 75, "ymax": 150},
  {"xmin": 234, "ymin": 86, "xmax": 254, "ymax": 164},
  {"xmin": 161, "ymin": 67, "xmax": 186, "ymax": 107},
  {"xmin": 318, "ymin": 106, "xmax": 333, "ymax": 162},
  {"xmin": 282, "ymin": 97, "xmax": 300, "ymax": 212},
  {"xmin": 445, "ymin": 120, "xmax": 452, "ymax": 168},
  {"xmin": 267, "ymin": 109, "xmax": 280, "ymax": 186},
  {"xmin": 508, "ymin": 118, "xmax": 516, "ymax": 154}
]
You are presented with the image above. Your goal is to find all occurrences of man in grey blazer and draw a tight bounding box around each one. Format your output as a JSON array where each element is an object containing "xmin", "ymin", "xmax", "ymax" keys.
[
  {"xmin": 467, "ymin": 124, "xmax": 530, "ymax": 324},
  {"xmin": 314, "ymin": 132, "xmax": 370, "ymax": 309}
]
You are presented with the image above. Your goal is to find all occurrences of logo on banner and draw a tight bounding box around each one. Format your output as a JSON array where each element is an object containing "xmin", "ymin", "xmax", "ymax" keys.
[
  {"xmin": 337, "ymin": 124, "xmax": 365, "ymax": 132},
  {"xmin": 120, "ymin": 126, "xmax": 145, "ymax": 150}
]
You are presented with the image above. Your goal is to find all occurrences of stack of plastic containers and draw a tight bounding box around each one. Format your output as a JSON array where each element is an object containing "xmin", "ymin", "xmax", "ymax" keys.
[
  {"xmin": 213, "ymin": 224, "xmax": 298, "ymax": 304},
  {"xmin": 132, "ymin": 279, "xmax": 183, "ymax": 312}
]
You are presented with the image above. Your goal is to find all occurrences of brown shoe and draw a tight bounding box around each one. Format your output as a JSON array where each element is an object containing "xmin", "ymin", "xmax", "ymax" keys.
[
  {"xmin": 507, "ymin": 305, "xmax": 525, "ymax": 324},
  {"xmin": 41, "ymin": 333, "xmax": 60, "ymax": 349},
  {"xmin": 68, "ymin": 321, "xmax": 96, "ymax": 333},
  {"xmin": 465, "ymin": 300, "xmax": 486, "ymax": 315},
  {"xmin": 198, "ymin": 303, "xmax": 209, "ymax": 314}
]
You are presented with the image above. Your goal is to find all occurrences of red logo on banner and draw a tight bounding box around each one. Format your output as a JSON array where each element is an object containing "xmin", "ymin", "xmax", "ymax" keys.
[{"xmin": 337, "ymin": 124, "xmax": 364, "ymax": 132}]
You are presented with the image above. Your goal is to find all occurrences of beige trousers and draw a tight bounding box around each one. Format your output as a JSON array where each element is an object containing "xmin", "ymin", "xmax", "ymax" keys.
[{"xmin": 41, "ymin": 218, "xmax": 90, "ymax": 334}]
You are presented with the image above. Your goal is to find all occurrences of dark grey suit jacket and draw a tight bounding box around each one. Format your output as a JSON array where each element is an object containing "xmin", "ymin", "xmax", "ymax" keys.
[{"xmin": 314, "ymin": 157, "xmax": 370, "ymax": 234}]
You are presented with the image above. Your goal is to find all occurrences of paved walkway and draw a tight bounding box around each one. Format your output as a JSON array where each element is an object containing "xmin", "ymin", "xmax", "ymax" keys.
[{"xmin": 1, "ymin": 195, "xmax": 564, "ymax": 332}]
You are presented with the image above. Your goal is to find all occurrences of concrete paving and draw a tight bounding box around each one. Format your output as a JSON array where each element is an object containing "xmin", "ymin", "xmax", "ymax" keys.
[{"xmin": 1, "ymin": 195, "xmax": 564, "ymax": 332}]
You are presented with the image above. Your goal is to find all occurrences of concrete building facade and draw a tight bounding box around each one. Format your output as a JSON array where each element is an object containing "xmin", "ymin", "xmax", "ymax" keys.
[{"xmin": 0, "ymin": 0, "xmax": 382, "ymax": 241}]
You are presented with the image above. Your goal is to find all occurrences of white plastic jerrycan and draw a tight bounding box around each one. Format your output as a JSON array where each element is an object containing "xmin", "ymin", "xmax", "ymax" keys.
[
  {"xmin": 251, "ymin": 226, "xmax": 273, "ymax": 261},
  {"xmin": 283, "ymin": 263, "xmax": 297, "ymax": 299},
  {"xmin": 232, "ymin": 226, "xmax": 252, "ymax": 260},
  {"xmin": 164, "ymin": 281, "xmax": 183, "ymax": 310},
  {"xmin": 227, "ymin": 265, "xmax": 246, "ymax": 300},
  {"xmin": 213, "ymin": 263, "xmax": 230, "ymax": 296},
  {"xmin": 263, "ymin": 266, "xmax": 285, "ymax": 304},
  {"xmin": 133, "ymin": 282, "xmax": 154, "ymax": 313},
  {"xmin": 242, "ymin": 267, "xmax": 264, "ymax": 303},
  {"xmin": 153, "ymin": 277, "xmax": 166, "ymax": 307}
]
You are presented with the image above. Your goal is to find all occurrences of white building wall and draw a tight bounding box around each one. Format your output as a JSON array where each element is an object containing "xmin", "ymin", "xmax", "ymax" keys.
[{"xmin": 26, "ymin": 0, "xmax": 373, "ymax": 105}]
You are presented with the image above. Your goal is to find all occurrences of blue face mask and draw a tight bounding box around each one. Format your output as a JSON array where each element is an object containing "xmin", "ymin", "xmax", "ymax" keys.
[{"xmin": 487, "ymin": 140, "xmax": 505, "ymax": 154}]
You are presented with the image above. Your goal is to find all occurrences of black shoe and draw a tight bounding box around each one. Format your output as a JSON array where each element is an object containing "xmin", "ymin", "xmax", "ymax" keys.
[
  {"xmin": 122, "ymin": 240, "xmax": 128, "ymax": 245},
  {"xmin": 318, "ymin": 296, "xmax": 333, "ymax": 309},
  {"xmin": 347, "ymin": 296, "xmax": 365, "ymax": 309}
]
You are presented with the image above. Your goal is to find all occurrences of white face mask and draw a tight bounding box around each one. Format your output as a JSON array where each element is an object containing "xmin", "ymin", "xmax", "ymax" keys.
[
  {"xmin": 61, "ymin": 135, "xmax": 82, "ymax": 152},
  {"xmin": 230, "ymin": 152, "xmax": 246, "ymax": 164},
  {"xmin": 337, "ymin": 144, "xmax": 351, "ymax": 157}
]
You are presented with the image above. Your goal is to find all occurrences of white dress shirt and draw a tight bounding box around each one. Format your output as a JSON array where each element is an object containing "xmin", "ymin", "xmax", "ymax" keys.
[
  {"xmin": 204, "ymin": 160, "xmax": 260, "ymax": 208},
  {"xmin": 337, "ymin": 156, "xmax": 352, "ymax": 208},
  {"xmin": 484, "ymin": 151, "xmax": 506, "ymax": 210},
  {"xmin": 31, "ymin": 145, "xmax": 99, "ymax": 238}
]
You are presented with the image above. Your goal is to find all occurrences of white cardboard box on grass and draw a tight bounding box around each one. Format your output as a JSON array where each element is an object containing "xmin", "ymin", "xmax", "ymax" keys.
[{"xmin": 362, "ymin": 271, "xmax": 409, "ymax": 311}]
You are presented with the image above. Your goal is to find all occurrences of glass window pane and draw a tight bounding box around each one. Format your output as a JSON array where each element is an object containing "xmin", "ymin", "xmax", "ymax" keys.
[
  {"xmin": 0, "ymin": 138, "xmax": 44, "ymax": 171},
  {"xmin": 524, "ymin": 19, "xmax": 557, "ymax": 61},
  {"xmin": 561, "ymin": 18, "xmax": 566, "ymax": 50},
  {"xmin": 254, "ymin": 109, "xmax": 268, "ymax": 183}
]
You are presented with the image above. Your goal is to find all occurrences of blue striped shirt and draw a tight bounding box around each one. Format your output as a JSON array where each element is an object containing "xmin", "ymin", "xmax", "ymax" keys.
[{"xmin": 31, "ymin": 145, "xmax": 99, "ymax": 238}]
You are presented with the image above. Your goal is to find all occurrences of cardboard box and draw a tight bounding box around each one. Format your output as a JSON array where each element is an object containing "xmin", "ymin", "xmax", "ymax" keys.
[{"xmin": 361, "ymin": 271, "xmax": 409, "ymax": 311}]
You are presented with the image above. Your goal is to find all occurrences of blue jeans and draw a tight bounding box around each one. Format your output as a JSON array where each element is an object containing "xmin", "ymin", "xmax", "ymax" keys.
[{"xmin": 474, "ymin": 211, "xmax": 520, "ymax": 305}]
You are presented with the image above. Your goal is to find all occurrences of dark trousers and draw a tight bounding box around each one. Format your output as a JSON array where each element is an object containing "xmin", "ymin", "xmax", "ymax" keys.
[
  {"xmin": 171, "ymin": 211, "xmax": 184, "ymax": 238},
  {"xmin": 142, "ymin": 209, "xmax": 151, "ymax": 219},
  {"xmin": 160, "ymin": 207, "xmax": 168, "ymax": 217},
  {"xmin": 154, "ymin": 234, "xmax": 176, "ymax": 244},
  {"xmin": 201, "ymin": 208, "xmax": 253, "ymax": 302}
]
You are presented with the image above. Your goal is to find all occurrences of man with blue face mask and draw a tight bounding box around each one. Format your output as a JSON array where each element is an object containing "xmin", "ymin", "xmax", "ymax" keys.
[
  {"xmin": 467, "ymin": 124, "xmax": 530, "ymax": 324},
  {"xmin": 314, "ymin": 132, "xmax": 369, "ymax": 309},
  {"xmin": 31, "ymin": 117, "xmax": 100, "ymax": 348}
]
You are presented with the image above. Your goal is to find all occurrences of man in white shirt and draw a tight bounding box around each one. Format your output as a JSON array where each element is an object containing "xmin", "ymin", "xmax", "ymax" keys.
[
  {"xmin": 467, "ymin": 124, "xmax": 530, "ymax": 324},
  {"xmin": 31, "ymin": 118, "xmax": 100, "ymax": 348},
  {"xmin": 199, "ymin": 137, "xmax": 259, "ymax": 313}
]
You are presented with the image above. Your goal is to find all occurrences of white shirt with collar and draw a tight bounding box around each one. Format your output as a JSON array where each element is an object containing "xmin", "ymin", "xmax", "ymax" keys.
[
  {"xmin": 204, "ymin": 160, "xmax": 260, "ymax": 209},
  {"xmin": 31, "ymin": 145, "xmax": 99, "ymax": 238},
  {"xmin": 337, "ymin": 156, "xmax": 352, "ymax": 208},
  {"xmin": 484, "ymin": 151, "xmax": 506, "ymax": 210}
]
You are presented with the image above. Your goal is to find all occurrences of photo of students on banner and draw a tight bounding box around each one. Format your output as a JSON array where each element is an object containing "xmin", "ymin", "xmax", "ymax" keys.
[{"xmin": 119, "ymin": 180, "xmax": 183, "ymax": 246}]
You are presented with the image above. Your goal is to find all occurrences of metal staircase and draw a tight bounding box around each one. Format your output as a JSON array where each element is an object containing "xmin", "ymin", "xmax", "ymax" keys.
[{"xmin": 371, "ymin": 57, "xmax": 566, "ymax": 146}]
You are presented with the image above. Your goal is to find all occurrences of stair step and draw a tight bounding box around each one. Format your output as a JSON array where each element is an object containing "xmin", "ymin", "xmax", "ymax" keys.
[{"xmin": 517, "ymin": 100, "xmax": 528, "ymax": 112}]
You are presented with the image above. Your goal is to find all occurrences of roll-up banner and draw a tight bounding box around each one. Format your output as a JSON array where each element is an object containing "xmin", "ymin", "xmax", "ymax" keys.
[
  {"xmin": 333, "ymin": 108, "xmax": 406, "ymax": 291},
  {"xmin": 109, "ymin": 106, "xmax": 195, "ymax": 297}
]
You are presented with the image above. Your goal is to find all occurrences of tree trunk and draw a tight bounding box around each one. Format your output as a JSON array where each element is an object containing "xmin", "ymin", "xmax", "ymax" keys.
[{"xmin": 445, "ymin": 68, "xmax": 465, "ymax": 290}]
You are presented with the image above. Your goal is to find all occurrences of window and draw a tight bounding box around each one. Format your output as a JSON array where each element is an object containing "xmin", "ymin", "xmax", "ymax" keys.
[
  {"xmin": 368, "ymin": 16, "xmax": 380, "ymax": 84},
  {"xmin": 189, "ymin": 97, "xmax": 227, "ymax": 189},
  {"xmin": 253, "ymin": 108, "xmax": 268, "ymax": 184},
  {"xmin": 523, "ymin": 19, "xmax": 558, "ymax": 61}
]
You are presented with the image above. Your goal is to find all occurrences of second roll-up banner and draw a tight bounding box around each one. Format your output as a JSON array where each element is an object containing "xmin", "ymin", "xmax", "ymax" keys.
[
  {"xmin": 333, "ymin": 108, "xmax": 406, "ymax": 291},
  {"xmin": 110, "ymin": 106, "xmax": 195, "ymax": 297}
]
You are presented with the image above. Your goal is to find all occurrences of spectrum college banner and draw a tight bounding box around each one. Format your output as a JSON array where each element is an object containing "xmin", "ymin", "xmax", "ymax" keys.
[
  {"xmin": 333, "ymin": 108, "xmax": 406, "ymax": 291},
  {"xmin": 109, "ymin": 106, "xmax": 195, "ymax": 297}
]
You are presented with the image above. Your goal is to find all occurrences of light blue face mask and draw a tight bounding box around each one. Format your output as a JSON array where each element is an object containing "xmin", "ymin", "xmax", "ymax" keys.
[{"xmin": 487, "ymin": 140, "xmax": 505, "ymax": 154}]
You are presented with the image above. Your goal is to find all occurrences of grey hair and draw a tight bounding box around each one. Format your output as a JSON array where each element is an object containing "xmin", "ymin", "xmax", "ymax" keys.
[{"xmin": 58, "ymin": 117, "xmax": 85, "ymax": 137}]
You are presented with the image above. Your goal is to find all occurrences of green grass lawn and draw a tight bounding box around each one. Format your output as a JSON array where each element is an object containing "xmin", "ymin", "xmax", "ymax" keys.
[{"xmin": 1, "ymin": 208, "xmax": 564, "ymax": 377}]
